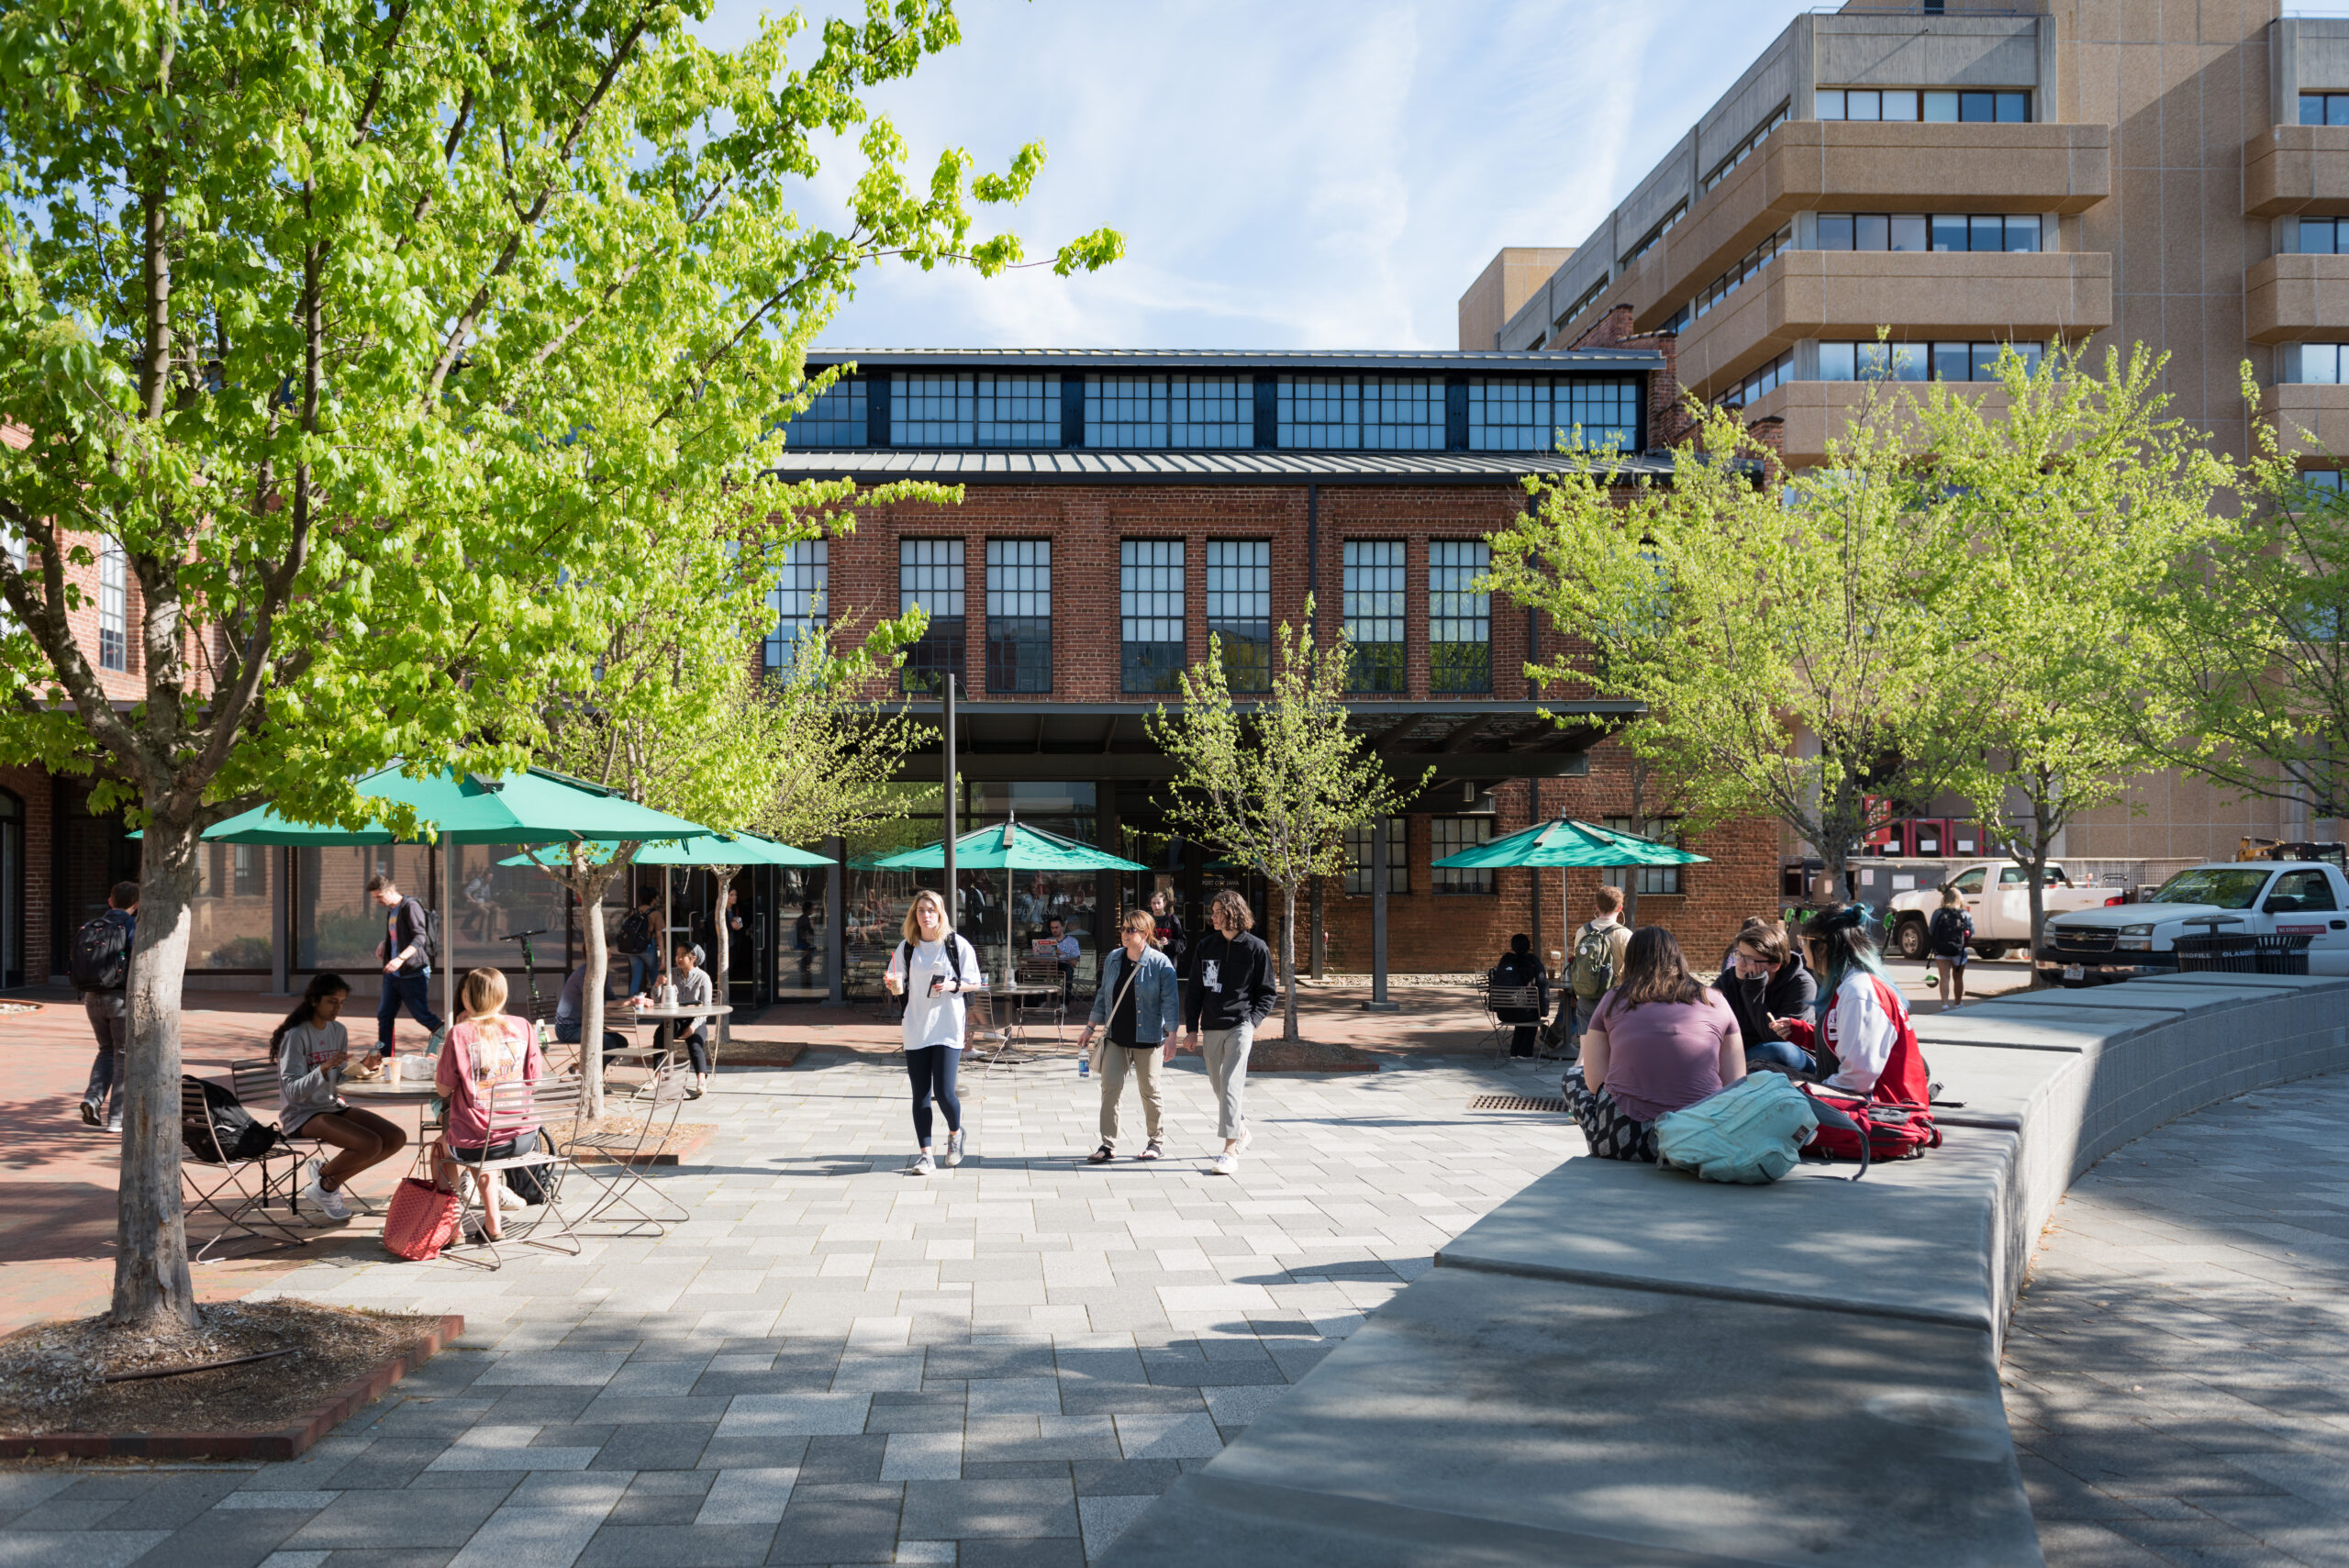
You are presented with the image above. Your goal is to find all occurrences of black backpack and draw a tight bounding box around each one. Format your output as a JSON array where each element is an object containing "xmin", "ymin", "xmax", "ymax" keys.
[
  {"xmin": 70, "ymin": 913, "xmax": 131, "ymax": 993},
  {"xmin": 616, "ymin": 909, "xmax": 653, "ymax": 956},
  {"xmin": 181, "ymin": 1077, "xmax": 281, "ymax": 1163}
]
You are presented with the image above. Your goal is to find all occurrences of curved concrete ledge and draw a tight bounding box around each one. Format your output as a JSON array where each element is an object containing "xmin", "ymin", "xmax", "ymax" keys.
[{"xmin": 1098, "ymin": 973, "xmax": 2349, "ymax": 1568}]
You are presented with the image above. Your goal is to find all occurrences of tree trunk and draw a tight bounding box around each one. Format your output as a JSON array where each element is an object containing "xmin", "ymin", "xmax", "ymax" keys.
[
  {"xmin": 112, "ymin": 810, "xmax": 201, "ymax": 1329},
  {"xmin": 582, "ymin": 895, "xmax": 608, "ymax": 1120},
  {"xmin": 1281, "ymin": 883, "xmax": 1298, "ymax": 1043}
]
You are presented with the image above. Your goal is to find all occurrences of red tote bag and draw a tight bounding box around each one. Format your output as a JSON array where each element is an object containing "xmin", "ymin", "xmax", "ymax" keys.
[{"xmin": 382, "ymin": 1141, "xmax": 462, "ymax": 1262}]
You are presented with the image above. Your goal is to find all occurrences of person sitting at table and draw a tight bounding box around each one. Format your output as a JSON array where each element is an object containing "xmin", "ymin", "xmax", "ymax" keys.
[
  {"xmin": 435, "ymin": 967, "xmax": 544, "ymax": 1242},
  {"xmin": 554, "ymin": 944, "xmax": 630, "ymax": 1060},
  {"xmin": 654, "ymin": 942, "xmax": 718, "ymax": 1099},
  {"xmin": 273, "ymin": 973, "xmax": 407, "ymax": 1225},
  {"xmin": 1046, "ymin": 916, "xmax": 1080, "ymax": 1003}
]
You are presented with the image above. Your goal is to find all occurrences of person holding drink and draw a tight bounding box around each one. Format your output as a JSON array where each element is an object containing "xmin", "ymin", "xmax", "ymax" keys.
[
  {"xmin": 273, "ymin": 973, "xmax": 408, "ymax": 1224},
  {"xmin": 883, "ymin": 889, "xmax": 985, "ymax": 1176}
]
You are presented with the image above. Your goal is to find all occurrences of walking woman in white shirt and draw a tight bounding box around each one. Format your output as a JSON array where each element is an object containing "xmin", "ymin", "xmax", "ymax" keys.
[{"xmin": 882, "ymin": 889, "xmax": 985, "ymax": 1175}]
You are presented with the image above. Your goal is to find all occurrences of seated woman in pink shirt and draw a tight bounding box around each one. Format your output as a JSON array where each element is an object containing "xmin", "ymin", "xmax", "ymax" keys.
[
  {"xmin": 434, "ymin": 967, "xmax": 544, "ymax": 1241},
  {"xmin": 1563, "ymin": 927, "xmax": 1744, "ymax": 1162}
]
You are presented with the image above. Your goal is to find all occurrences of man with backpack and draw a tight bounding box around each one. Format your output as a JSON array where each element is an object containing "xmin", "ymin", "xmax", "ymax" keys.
[
  {"xmin": 1564, "ymin": 884, "xmax": 1633, "ymax": 1058},
  {"xmin": 615, "ymin": 887, "xmax": 662, "ymax": 998},
  {"xmin": 369, "ymin": 873, "xmax": 444, "ymax": 1054},
  {"xmin": 72, "ymin": 880, "xmax": 139, "ymax": 1131}
]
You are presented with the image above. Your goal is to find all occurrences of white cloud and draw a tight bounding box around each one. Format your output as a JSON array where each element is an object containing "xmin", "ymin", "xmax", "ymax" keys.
[{"xmin": 698, "ymin": 0, "xmax": 1813, "ymax": 350}]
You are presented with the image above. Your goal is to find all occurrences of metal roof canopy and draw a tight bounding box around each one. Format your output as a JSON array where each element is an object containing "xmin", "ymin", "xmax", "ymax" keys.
[
  {"xmin": 876, "ymin": 698, "xmax": 1631, "ymax": 783},
  {"xmin": 804, "ymin": 347, "xmax": 1664, "ymax": 375},
  {"xmin": 762, "ymin": 449, "xmax": 1674, "ymax": 485}
]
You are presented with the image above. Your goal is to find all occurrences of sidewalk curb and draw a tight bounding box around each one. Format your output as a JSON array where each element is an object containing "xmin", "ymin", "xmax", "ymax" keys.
[{"xmin": 0, "ymin": 1312, "xmax": 462, "ymax": 1462}]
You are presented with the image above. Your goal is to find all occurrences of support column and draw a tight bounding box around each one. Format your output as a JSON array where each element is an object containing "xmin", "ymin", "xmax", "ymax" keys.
[
  {"xmin": 826, "ymin": 835, "xmax": 846, "ymax": 1006},
  {"xmin": 271, "ymin": 846, "xmax": 292, "ymax": 995},
  {"xmin": 942, "ymin": 673, "xmax": 959, "ymax": 927},
  {"xmin": 1362, "ymin": 816, "xmax": 1398, "ymax": 1013},
  {"xmin": 1309, "ymin": 876, "xmax": 1324, "ymax": 980}
]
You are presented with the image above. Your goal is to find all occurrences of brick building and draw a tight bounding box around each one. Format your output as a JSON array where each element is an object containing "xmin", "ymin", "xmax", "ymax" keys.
[
  {"xmin": 758, "ymin": 348, "xmax": 1781, "ymax": 1000},
  {"xmin": 1464, "ymin": 0, "xmax": 2349, "ymax": 872}
]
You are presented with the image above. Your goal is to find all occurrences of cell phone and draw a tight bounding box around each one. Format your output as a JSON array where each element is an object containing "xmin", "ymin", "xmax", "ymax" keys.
[{"xmin": 929, "ymin": 973, "xmax": 947, "ymax": 997}]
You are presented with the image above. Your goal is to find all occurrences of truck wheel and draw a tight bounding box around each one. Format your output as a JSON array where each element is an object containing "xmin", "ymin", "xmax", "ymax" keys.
[
  {"xmin": 1894, "ymin": 918, "xmax": 1930, "ymax": 962},
  {"xmin": 1975, "ymin": 943, "xmax": 2008, "ymax": 962}
]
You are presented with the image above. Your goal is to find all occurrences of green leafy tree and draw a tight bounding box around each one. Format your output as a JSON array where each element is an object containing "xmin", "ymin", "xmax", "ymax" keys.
[
  {"xmin": 1147, "ymin": 608, "xmax": 1426, "ymax": 1040},
  {"xmin": 0, "ymin": 0, "xmax": 1117, "ymax": 1328},
  {"xmin": 1916, "ymin": 345, "xmax": 2230, "ymax": 967},
  {"xmin": 2138, "ymin": 371, "xmax": 2349, "ymax": 833},
  {"xmin": 1486, "ymin": 387, "xmax": 1970, "ymax": 906}
]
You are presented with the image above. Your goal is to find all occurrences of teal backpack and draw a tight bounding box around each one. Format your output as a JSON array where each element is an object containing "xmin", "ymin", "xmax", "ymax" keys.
[{"xmin": 1653, "ymin": 1074, "xmax": 1820, "ymax": 1184}]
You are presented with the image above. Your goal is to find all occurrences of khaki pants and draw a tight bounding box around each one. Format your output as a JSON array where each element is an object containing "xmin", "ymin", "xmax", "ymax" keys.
[
  {"xmin": 1200, "ymin": 1023, "xmax": 1253, "ymax": 1140},
  {"xmin": 1099, "ymin": 1043, "xmax": 1165, "ymax": 1147}
]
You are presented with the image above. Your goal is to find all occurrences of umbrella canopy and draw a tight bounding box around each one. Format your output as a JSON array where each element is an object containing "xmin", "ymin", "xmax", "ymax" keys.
[
  {"xmin": 196, "ymin": 766, "xmax": 715, "ymax": 847},
  {"xmin": 1431, "ymin": 816, "xmax": 1710, "ymax": 871},
  {"xmin": 500, "ymin": 832, "xmax": 830, "ymax": 870},
  {"xmin": 872, "ymin": 820, "xmax": 1145, "ymax": 873}
]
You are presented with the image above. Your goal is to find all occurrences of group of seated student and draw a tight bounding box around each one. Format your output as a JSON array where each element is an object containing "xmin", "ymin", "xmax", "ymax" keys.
[
  {"xmin": 1562, "ymin": 903, "xmax": 1924, "ymax": 1164},
  {"xmin": 554, "ymin": 940, "xmax": 718, "ymax": 1098}
]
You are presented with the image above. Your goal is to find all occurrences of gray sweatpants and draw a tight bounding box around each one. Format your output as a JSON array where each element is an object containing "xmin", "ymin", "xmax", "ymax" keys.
[{"xmin": 1201, "ymin": 1023, "xmax": 1254, "ymax": 1140}]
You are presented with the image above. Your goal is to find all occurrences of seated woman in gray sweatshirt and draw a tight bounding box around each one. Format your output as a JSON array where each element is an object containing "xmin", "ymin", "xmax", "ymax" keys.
[{"xmin": 273, "ymin": 973, "xmax": 408, "ymax": 1224}]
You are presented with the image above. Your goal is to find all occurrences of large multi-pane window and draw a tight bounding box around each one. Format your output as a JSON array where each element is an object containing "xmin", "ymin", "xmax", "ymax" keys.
[
  {"xmin": 1702, "ymin": 101, "xmax": 1789, "ymax": 192},
  {"xmin": 899, "ymin": 539, "xmax": 965, "ymax": 695},
  {"xmin": 1663, "ymin": 225, "xmax": 1792, "ymax": 331},
  {"xmin": 1276, "ymin": 377, "xmax": 1442, "ymax": 450},
  {"xmin": 1084, "ymin": 375, "xmax": 1252, "ymax": 448},
  {"xmin": 1205, "ymin": 540, "xmax": 1271, "ymax": 694},
  {"xmin": 1819, "ymin": 340, "xmax": 2043, "ymax": 383},
  {"xmin": 1816, "ymin": 87, "xmax": 2029, "ymax": 123},
  {"xmin": 985, "ymin": 539, "xmax": 1052, "ymax": 695},
  {"xmin": 1724, "ymin": 352, "xmax": 1793, "ymax": 410},
  {"xmin": 1431, "ymin": 817, "xmax": 1495, "ymax": 894},
  {"xmin": 2294, "ymin": 217, "xmax": 2349, "ymax": 254},
  {"xmin": 97, "ymin": 539, "xmax": 127, "ymax": 672},
  {"xmin": 1341, "ymin": 822, "xmax": 1409, "ymax": 896},
  {"xmin": 2287, "ymin": 344, "xmax": 2349, "ymax": 384},
  {"xmin": 1815, "ymin": 213, "xmax": 2041, "ymax": 253},
  {"xmin": 892, "ymin": 373, "xmax": 1059, "ymax": 447},
  {"xmin": 763, "ymin": 540, "xmax": 828, "ymax": 675},
  {"xmin": 1604, "ymin": 817, "xmax": 1686, "ymax": 895},
  {"xmin": 1428, "ymin": 541, "xmax": 1491, "ymax": 695},
  {"xmin": 1119, "ymin": 540, "xmax": 1186, "ymax": 694},
  {"xmin": 1342, "ymin": 539, "xmax": 1406, "ymax": 694},
  {"xmin": 1466, "ymin": 378, "xmax": 1642, "ymax": 452},
  {"xmin": 785, "ymin": 379, "xmax": 867, "ymax": 446}
]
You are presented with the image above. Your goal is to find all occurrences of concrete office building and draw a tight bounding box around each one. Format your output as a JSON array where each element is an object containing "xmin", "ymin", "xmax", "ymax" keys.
[{"xmin": 1464, "ymin": 0, "xmax": 2349, "ymax": 865}]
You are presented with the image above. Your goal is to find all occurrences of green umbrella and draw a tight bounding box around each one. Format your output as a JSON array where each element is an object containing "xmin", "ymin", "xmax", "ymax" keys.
[
  {"xmin": 198, "ymin": 765, "xmax": 715, "ymax": 846},
  {"xmin": 1432, "ymin": 816, "xmax": 1709, "ymax": 974},
  {"xmin": 499, "ymin": 832, "xmax": 830, "ymax": 870},
  {"xmin": 874, "ymin": 820, "xmax": 1145, "ymax": 989}
]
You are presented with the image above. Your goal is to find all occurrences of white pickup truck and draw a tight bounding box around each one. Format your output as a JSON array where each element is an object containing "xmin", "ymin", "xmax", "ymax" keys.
[
  {"xmin": 2039, "ymin": 861, "xmax": 2349, "ymax": 984},
  {"xmin": 1887, "ymin": 862, "xmax": 2120, "ymax": 961}
]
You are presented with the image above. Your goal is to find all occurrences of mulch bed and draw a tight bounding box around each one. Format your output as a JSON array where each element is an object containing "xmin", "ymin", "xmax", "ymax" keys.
[
  {"xmin": 552, "ymin": 1115, "xmax": 711, "ymax": 1166},
  {"xmin": 0, "ymin": 1300, "xmax": 458, "ymax": 1460},
  {"xmin": 1248, "ymin": 1039, "xmax": 1382, "ymax": 1073}
]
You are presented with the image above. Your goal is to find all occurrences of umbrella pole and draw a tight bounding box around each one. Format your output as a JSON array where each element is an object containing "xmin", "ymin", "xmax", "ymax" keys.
[{"xmin": 440, "ymin": 837, "xmax": 455, "ymax": 1033}]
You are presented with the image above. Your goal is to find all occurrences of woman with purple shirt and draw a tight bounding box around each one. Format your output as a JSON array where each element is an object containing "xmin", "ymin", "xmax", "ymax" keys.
[{"xmin": 1561, "ymin": 927, "xmax": 1745, "ymax": 1163}]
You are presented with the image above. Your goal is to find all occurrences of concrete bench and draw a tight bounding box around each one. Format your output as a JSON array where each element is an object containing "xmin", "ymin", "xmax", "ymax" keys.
[{"xmin": 1098, "ymin": 973, "xmax": 2349, "ymax": 1568}]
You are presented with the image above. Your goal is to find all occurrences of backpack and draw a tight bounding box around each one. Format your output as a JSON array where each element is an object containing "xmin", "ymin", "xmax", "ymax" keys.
[
  {"xmin": 181, "ymin": 1077, "xmax": 281, "ymax": 1163},
  {"xmin": 70, "ymin": 912, "xmax": 132, "ymax": 993},
  {"xmin": 1928, "ymin": 906, "xmax": 1970, "ymax": 958},
  {"xmin": 616, "ymin": 908, "xmax": 653, "ymax": 956},
  {"xmin": 1569, "ymin": 921, "xmax": 1617, "ymax": 1000},
  {"xmin": 413, "ymin": 905, "xmax": 441, "ymax": 967},
  {"xmin": 1655, "ymin": 1074, "xmax": 1820, "ymax": 1184},
  {"xmin": 1798, "ymin": 975, "xmax": 1941, "ymax": 1164}
]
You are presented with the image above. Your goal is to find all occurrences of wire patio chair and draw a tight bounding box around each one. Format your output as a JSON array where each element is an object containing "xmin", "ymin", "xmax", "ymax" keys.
[
  {"xmin": 440, "ymin": 1076, "xmax": 585, "ymax": 1270},
  {"xmin": 1482, "ymin": 983, "xmax": 1547, "ymax": 1061},
  {"xmin": 1014, "ymin": 955, "xmax": 1072, "ymax": 1043},
  {"xmin": 181, "ymin": 1077, "xmax": 313, "ymax": 1263},
  {"xmin": 568, "ymin": 1056, "xmax": 694, "ymax": 1237}
]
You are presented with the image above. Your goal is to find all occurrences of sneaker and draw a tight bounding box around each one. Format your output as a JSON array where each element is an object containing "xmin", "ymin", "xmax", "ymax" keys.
[
  {"xmin": 78, "ymin": 1101, "xmax": 99, "ymax": 1128},
  {"xmin": 104, "ymin": 1118, "xmax": 122, "ymax": 1135},
  {"xmin": 314, "ymin": 1184, "xmax": 353, "ymax": 1223},
  {"xmin": 1208, "ymin": 1152, "xmax": 1238, "ymax": 1177},
  {"xmin": 492, "ymin": 1178, "xmax": 529, "ymax": 1213},
  {"xmin": 943, "ymin": 1129, "xmax": 964, "ymax": 1168},
  {"xmin": 687, "ymin": 1078, "xmax": 706, "ymax": 1100},
  {"xmin": 907, "ymin": 1151, "xmax": 936, "ymax": 1176}
]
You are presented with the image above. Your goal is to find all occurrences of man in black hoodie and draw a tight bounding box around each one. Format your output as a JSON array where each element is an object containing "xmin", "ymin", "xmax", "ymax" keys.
[
  {"xmin": 1713, "ymin": 917, "xmax": 1817, "ymax": 1074},
  {"xmin": 1179, "ymin": 889, "xmax": 1278, "ymax": 1176}
]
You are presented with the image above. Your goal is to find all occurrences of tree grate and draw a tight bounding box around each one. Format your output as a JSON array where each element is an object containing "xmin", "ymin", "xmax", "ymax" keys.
[{"xmin": 1470, "ymin": 1095, "xmax": 1568, "ymax": 1114}]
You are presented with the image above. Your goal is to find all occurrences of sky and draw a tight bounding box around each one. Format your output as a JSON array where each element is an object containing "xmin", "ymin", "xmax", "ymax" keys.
[{"xmin": 695, "ymin": 0, "xmax": 1816, "ymax": 352}]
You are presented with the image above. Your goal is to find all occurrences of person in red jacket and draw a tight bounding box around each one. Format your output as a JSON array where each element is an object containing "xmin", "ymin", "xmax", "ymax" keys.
[{"xmin": 1767, "ymin": 903, "xmax": 1932, "ymax": 1113}]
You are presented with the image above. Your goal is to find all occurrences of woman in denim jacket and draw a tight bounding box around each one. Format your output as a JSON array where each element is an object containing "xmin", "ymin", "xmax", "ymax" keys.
[{"xmin": 1081, "ymin": 910, "xmax": 1183, "ymax": 1163}]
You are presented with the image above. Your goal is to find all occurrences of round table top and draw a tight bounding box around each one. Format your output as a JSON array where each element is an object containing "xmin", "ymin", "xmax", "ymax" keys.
[
  {"xmin": 340, "ymin": 1077, "xmax": 441, "ymax": 1104},
  {"xmin": 626, "ymin": 1003, "xmax": 734, "ymax": 1021}
]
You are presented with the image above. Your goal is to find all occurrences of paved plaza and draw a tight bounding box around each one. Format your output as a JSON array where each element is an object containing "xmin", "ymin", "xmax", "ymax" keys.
[
  {"xmin": 2005, "ymin": 1072, "xmax": 2349, "ymax": 1568},
  {"xmin": 0, "ymin": 1049, "xmax": 1576, "ymax": 1567}
]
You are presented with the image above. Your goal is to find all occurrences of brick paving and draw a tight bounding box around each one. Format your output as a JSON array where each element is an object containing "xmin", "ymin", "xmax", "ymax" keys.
[
  {"xmin": 0, "ymin": 1043, "xmax": 1578, "ymax": 1566},
  {"xmin": 2005, "ymin": 1073, "xmax": 2349, "ymax": 1568}
]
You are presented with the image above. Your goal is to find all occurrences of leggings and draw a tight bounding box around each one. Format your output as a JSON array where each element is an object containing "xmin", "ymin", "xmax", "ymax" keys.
[{"xmin": 905, "ymin": 1044, "xmax": 963, "ymax": 1145}]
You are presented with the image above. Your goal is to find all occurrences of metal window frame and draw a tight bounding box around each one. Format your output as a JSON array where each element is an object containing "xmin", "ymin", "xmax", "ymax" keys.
[
  {"xmin": 899, "ymin": 537, "xmax": 967, "ymax": 694},
  {"xmin": 1119, "ymin": 538, "xmax": 1186, "ymax": 695},
  {"xmin": 97, "ymin": 539, "xmax": 127, "ymax": 672},
  {"xmin": 763, "ymin": 539, "xmax": 830, "ymax": 673},
  {"xmin": 1341, "ymin": 539, "xmax": 1407, "ymax": 695},
  {"xmin": 985, "ymin": 538, "xmax": 1052, "ymax": 695},
  {"xmin": 1342, "ymin": 820, "xmax": 1410, "ymax": 896},
  {"xmin": 1204, "ymin": 539, "xmax": 1272, "ymax": 694},
  {"xmin": 1430, "ymin": 817, "xmax": 1495, "ymax": 895}
]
